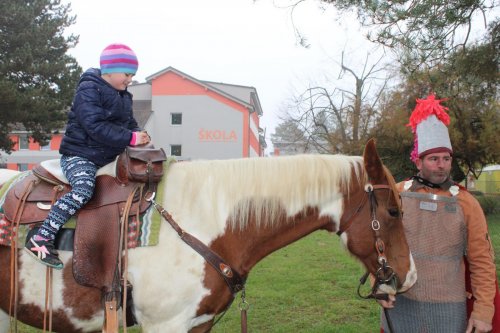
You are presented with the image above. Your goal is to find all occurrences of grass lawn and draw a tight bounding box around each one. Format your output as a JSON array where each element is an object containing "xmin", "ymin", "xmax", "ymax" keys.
[{"xmin": 15, "ymin": 214, "xmax": 500, "ymax": 332}]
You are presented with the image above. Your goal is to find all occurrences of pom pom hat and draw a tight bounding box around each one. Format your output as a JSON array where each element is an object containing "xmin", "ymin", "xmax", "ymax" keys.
[
  {"xmin": 99, "ymin": 44, "xmax": 138, "ymax": 75},
  {"xmin": 407, "ymin": 94, "xmax": 453, "ymax": 162}
]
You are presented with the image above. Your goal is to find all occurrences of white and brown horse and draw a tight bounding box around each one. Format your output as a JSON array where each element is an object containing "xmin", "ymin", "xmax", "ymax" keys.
[{"xmin": 0, "ymin": 139, "xmax": 416, "ymax": 332}]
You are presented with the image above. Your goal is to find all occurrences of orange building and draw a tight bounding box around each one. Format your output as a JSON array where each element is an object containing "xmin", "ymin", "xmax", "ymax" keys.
[
  {"xmin": 135, "ymin": 67, "xmax": 266, "ymax": 160},
  {"xmin": 3, "ymin": 132, "xmax": 63, "ymax": 171}
]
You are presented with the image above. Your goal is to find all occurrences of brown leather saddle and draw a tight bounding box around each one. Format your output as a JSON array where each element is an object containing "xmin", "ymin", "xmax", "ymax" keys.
[
  {"xmin": 2, "ymin": 163, "xmax": 151, "ymax": 292},
  {"xmin": 3, "ymin": 146, "xmax": 166, "ymax": 332}
]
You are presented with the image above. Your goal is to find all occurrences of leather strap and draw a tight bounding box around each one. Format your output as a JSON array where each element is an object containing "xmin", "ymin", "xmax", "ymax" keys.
[
  {"xmin": 337, "ymin": 184, "xmax": 391, "ymax": 235},
  {"xmin": 43, "ymin": 267, "xmax": 53, "ymax": 333},
  {"xmin": 241, "ymin": 308, "xmax": 247, "ymax": 333},
  {"xmin": 411, "ymin": 175, "xmax": 454, "ymax": 190},
  {"xmin": 9, "ymin": 177, "xmax": 37, "ymax": 332},
  {"xmin": 118, "ymin": 184, "xmax": 143, "ymax": 333},
  {"xmin": 150, "ymin": 201, "xmax": 246, "ymax": 294},
  {"xmin": 104, "ymin": 300, "xmax": 119, "ymax": 333}
]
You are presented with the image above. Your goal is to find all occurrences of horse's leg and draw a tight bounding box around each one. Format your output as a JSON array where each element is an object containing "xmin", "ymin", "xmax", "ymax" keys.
[
  {"xmin": 188, "ymin": 319, "xmax": 214, "ymax": 333},
  {"xmin": 0, "ymin": 308, "xmax": 9, "ymax": 333}
]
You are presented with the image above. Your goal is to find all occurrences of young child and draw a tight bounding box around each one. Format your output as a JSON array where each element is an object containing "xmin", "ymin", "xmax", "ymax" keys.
[{"xmin": 25, "ymin": 43, "xmax": 150, "ymax": 269}]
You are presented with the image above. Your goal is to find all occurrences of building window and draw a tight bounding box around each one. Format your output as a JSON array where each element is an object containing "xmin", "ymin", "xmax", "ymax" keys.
[
  {"xmin": 170, "ymin": 145, "xmax": 182, "ymax": 156},
  {"xmin": 19, "ymin": 135, "xmax": 29, "ymax": 150},
  {"xmin": 18, "ymin": 163, "xmax": 28, "ymax": 171},
  {"xmin": 171, "ymin": 113, "xmax": 182, "ymax": 125},
  {"xmin": 40, "ymin": 140, "xmax": 51, "ymax": 151}
]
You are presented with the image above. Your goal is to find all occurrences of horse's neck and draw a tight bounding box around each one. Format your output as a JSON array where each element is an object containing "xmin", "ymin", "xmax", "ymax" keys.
[
  {"xmin": 161, "ymin": 157, "xmax": 352, "ymax": 273},
  {"xmin": 218, "ymin": 208, "xmax": 334, "ymax": 275}
]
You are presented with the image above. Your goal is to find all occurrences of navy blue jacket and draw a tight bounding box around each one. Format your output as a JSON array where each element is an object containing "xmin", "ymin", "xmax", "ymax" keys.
[{"xmin": 59, "ymin": 68, "xmax": 141, "ymax": 167}]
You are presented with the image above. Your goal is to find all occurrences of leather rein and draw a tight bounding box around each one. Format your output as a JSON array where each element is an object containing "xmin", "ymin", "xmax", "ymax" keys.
[
  {"xmin": 145, "ymin": 192, "xmax": 246, "ymax": 294},
  {"xmin": 336, "ymin": 183, "xmax": 399, "ymax": 301},
  {"xmin": 145, "ymin": 193, "xmax": 249, "ymax": 332}
]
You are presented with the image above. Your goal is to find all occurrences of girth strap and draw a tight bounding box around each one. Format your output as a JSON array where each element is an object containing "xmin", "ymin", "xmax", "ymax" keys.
[{"xmin": 148, "ymin": 196, "xmax": 246, "ymax": 294}]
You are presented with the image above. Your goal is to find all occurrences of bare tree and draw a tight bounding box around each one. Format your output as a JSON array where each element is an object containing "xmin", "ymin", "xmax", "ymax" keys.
[{"xmin": 277, "ymin": 51, "xmax": 393, "ymax": 155}]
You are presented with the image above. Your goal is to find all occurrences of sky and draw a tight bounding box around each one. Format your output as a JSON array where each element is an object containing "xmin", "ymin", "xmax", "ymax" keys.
[{"xmin": 62, "ymin": 0, "xmax": 379, "ymax": 144}]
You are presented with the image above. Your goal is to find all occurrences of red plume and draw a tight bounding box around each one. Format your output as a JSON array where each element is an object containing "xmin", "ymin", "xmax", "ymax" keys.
[{"xmin": 407, "ymin": 94, "xmax": 450, "ymax": 162}]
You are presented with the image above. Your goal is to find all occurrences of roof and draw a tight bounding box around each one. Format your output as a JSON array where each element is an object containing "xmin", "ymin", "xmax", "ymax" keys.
[
  {"xmin": 204, "ymin": 81, "xmax": 263, "ymax": 116},
  {"xmin": 483, "ymin": 165, "xmax": 500, "ymax": 172},
  {"xmin": 145, "ymin": 66, "xmax": 260, "ymax": 114}
]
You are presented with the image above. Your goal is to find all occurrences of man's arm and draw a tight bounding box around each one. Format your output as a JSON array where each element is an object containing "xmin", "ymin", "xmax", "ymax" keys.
[{"xmin": 462, "ymin": 192, "xmax": 496, "ymax": 326}]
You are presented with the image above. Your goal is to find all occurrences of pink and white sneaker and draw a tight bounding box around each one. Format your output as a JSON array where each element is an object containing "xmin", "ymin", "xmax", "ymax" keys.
[{"xmin": 24, "ymin": 235, "xmax": 63, "ymax": 270}]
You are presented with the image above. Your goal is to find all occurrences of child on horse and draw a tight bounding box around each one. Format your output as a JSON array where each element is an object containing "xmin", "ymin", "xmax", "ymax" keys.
[{"xmin": 25, "ymin": 43, "xmax": 150, "ymax": 269}]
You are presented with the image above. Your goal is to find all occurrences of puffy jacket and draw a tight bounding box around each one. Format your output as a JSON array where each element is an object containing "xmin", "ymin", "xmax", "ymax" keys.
[{"xmin": 59, "ymin": 68, "xmax": 141, "ymax": 167}]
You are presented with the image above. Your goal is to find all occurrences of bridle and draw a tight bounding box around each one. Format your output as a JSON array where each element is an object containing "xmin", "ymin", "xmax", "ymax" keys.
[
  {"xmin": 336, "ymin": 182, "xmax": 399, "ymax": 301},
  {"xmin": 337, "ymin": 181, "xmax": 404, "ymax": 333}
]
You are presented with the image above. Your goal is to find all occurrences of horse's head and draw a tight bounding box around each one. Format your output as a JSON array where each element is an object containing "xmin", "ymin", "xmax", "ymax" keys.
[{"xmin": 337, "ymin": 139, "xmax": 416, "ymax": 297}]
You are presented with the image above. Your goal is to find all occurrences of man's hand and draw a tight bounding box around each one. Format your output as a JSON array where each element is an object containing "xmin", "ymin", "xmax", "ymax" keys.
[
  {"xmin": 466, "ymin": 318, "xmax": 492, "ymax": 333},
  {"xmin": 377, "ymin": 294, "xmax": 396, "ymax": 309}
]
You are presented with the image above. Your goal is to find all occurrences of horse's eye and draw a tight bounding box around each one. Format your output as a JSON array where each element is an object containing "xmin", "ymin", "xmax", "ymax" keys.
[{"xmin": 388, "ymin": 208, "xmax": 400, "ymax": 218}]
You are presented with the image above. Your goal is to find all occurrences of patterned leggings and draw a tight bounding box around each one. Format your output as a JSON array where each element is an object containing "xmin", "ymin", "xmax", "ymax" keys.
[{"xmin": 36, "ymin": 155, "xmax": 98, "ymax": 241}]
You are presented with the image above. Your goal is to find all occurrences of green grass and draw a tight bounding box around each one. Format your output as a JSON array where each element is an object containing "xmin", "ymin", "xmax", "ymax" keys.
[
  {"xmin": 15, "ymin": 214, "xmax": 500, "ymax": 332},
  {"xmin": 487, "ymin": 214, "xmax": 500, "ymax": 277},
  {"xmin": 212, "ymin": 233, "xmax": 377, "ymax": 333}
]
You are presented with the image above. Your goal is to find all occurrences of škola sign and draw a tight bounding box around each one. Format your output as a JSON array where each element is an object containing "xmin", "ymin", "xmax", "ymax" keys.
[{"xmin": 198, "ymin": 129, "xmax": 237, "ymax": 142}]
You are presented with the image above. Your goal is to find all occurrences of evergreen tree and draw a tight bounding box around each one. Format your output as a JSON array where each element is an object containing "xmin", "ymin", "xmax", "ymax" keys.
[
  {"xmin": 0, "ymin": 0, "xmax": 81, "ymax": 152},
  {"xmin": 290, "ymin": 0, "xmax": 497, "ymax": 71}
]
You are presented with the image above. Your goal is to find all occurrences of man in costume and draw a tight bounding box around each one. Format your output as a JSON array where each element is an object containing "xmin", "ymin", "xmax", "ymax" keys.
[{"xmin": 378, "ymin": 94, "xmax": 498, "ymax": 333}]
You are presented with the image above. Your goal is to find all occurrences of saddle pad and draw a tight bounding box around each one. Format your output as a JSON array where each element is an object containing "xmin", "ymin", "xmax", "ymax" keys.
[
  {"xmin": 0, "ymin": 171, "xmax": 33, "ymax": 246},
  {"xmin": 132, "ymin": 156, "xmax": 177, "ymax": 247},
  {"xmin": 0, "ymin": 206, "xmax": 153, "ymax": 249},
  {"xmin": 0, "ymin": 171, "xmax": 30, "ymax": 209}
]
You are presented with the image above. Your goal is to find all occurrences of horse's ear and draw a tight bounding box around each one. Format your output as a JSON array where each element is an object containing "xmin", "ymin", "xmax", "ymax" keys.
[{"xmin": 363, "ymin": 138, "xmax": 385, "ymax": 183}]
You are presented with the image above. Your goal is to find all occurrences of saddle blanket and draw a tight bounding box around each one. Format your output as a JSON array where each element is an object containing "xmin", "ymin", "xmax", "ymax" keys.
[{"xmin": 0, "ymin": 157, "xmax": 176, "ymax": 249}]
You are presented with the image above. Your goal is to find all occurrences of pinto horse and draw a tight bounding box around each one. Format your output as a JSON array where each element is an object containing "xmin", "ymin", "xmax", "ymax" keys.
[{"xmin": 0, "ymin": 139, "xmax": 416, "ymax": 333}]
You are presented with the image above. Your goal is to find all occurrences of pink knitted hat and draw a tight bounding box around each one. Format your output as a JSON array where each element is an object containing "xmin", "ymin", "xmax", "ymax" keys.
[
  {"xmin": 100, "ymin": 44, "xmax": 138, "ymax": 75},
  {"xmin": 407, "ymin": 94, "xmax": 453, "ymax": 162}
]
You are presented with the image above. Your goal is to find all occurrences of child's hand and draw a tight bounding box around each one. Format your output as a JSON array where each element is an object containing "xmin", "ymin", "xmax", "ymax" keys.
[{"xmin": 131, "ymin": 131, "xmax": 151, "ymax": 146}]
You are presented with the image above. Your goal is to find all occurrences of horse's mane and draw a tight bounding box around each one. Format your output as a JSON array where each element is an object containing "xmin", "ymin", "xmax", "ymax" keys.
[{"xmin": 170, "ymin": 154, "xmax": 365, "ymax": 230}]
